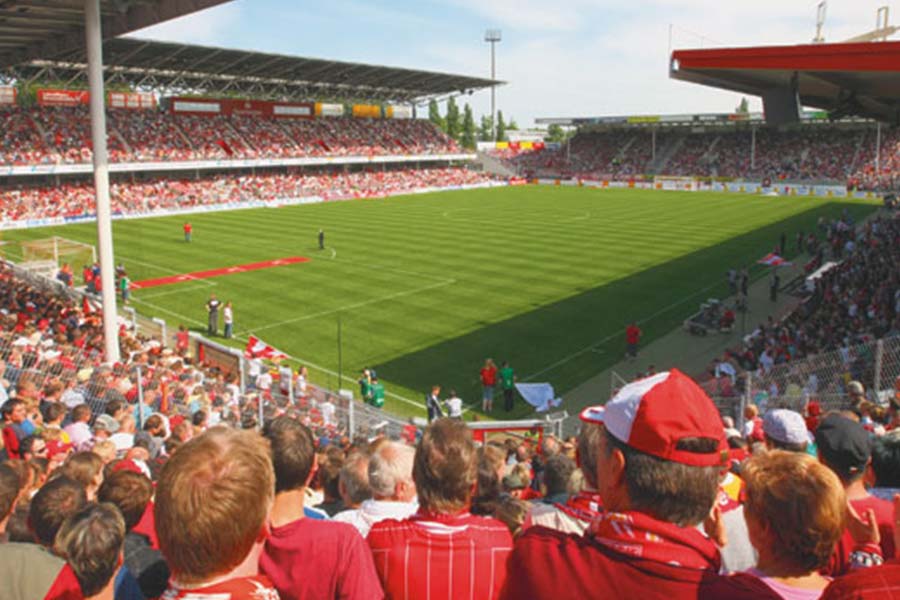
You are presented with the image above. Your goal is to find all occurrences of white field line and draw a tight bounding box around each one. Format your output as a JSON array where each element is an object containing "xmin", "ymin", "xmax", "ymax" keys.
[
  {"xmin": 117, "ymin": 255, "xmax": 217, "ymax": 287},
  {"xmin": 240, "ymin": 278, "xmax": 456, "ymax": 336},
  {"xmin": 523, "ymin": 277, "xmax": 724, "ymax": 381},
  {"xmin": 129, "ymin": 296, "xmax": 427, "ymax": 410},
  {"xmin": 136, "ymin": 284, "xmax": 215, "ymax": 300}
]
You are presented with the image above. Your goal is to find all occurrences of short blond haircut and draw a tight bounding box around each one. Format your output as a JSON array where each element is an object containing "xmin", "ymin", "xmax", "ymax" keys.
[
  {"xmin": 742, "ymin": 450, "xmax": 846, "ymax": 575},
  {"xmin": 154, "ymin": 428, "xmax": 274, "ymax": 584}
]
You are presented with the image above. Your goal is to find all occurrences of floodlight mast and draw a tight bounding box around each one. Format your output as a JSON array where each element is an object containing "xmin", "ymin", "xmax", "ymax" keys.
[
  {"xmin": 485, "ymin": 29, "xmax": 501, "ymax": 142},
  {"xmin": 813, "ymin": 1, "xmax": 827, "ymax": 43},
  {"xmin": 85, "ymin": 0, "xmax": 120, "ymax": 363}
]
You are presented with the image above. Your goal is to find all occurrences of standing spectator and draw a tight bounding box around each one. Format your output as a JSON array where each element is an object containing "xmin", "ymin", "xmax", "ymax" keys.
[
  {"xmin": 175, "ymin": 324, "xmax": 189, "ymax": 356},
  {"xmin": 119, "ymin": 271, "xmax": 130, "ymax": 305},
  {"xmin": 337, "ymin": 451, "xmax": 372, "ymax": 513},
  {"xmin": 54, "ymin": 503, "xmax": 127, "ymax": 600},
  {"xmin": 816, "ymin": 414, "xmax": 896, "ymax": 571},
  {"xmin": 335, "ymin": 441, "xmax": 418, "ymax": 537},
  {"xmin": 205, "ymin": 294, "xmax": 221, "ymax": 336},
  {"xmin": 445, "ymin": 388, "xmax": 463, "ymax": 419},
  {"xmin": 154, "ymin": 428, "xmax": 280, "ymax": 598},
  {"xmin": 625, "ymin": 322, "xmax": 642, "ymax": 360},
  {"xmin": 223, "ymin": 301, "xmax": 234, "ymax": 339},
  {"xmin": 1, "ymin": 399, "xmax": 27, "ymax": 459},
  {"xmin": 525, "ymin": 419, "xmax": 604, "ymax": 535},
  {"xmin": 98, "ymin": 469, "xmax": 169, "ymax": 599},
  {"xmin": 480, "ymin": 358, "xmax": 498, "ymax": 412},
  {"xmin": 63, "ymin": 404, "xmax": 92, "ymax": 450},
  {"xmin": 500, "ymin": 361, "xmax": 516, "ymax": 412},
  {"xmin": 369, "ymin": 375, "xmax": 385, "ymax": 409},
  {"xmin": 315, "ymin": 448, "xmax": 345, "ymax": 517},
  {"xmin": 769, "ymin": 271, "xmax": 780, "ymax": 302},
  {"xmin": 868, "ymin": 432, "xmax": 900, "ymax": 501},
  {"xmin": 368, "ymin": 419, "xmax": 513, "ymax": 599},
  {"xmin": 425, "ymin": 385, "xmax": 443, "ymax": 422},
  {"xmin": 318, "ymin": 229, "xmax": 325, "ymax": 250},
  {"xmin": 0, "ymin": 462, "xmax": 21, "ymax": 542},
  {"xmin": 260, "ymin": 417, "xmax": 382, "ymax": 600},
  {"xmin": 740, "ymin": 451, "xmax": 846, "ymax": 598},
  {"xmin": 500, "ymin": 369, "xmax": 777, "ymax": 600},
  {"xmin": 183, "ymin": 222, "xmax": 192, "ymax": 243}
]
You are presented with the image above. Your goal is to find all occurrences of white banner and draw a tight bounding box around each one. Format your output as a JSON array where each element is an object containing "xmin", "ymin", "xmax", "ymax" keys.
[{"xmin": 514, "ymin": 383, "xmax": 562, "ymax": 413}]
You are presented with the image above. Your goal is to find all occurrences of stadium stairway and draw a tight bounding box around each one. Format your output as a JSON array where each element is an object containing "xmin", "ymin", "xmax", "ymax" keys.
[
  {"xmin": 648, "ymin": 133, "xmax": 685, "ymax": 174},
  {"xmin": 477, "ymin": 151, "xmax": 516, "ymax": 177}
]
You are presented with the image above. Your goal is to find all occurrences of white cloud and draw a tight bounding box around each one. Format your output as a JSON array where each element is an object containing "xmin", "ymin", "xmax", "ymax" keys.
[{"xmin": 126, "ymin": 2, "xmax": 243, "ymax": 45}]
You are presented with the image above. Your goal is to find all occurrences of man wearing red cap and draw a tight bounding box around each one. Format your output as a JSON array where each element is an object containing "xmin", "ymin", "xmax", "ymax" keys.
[{"xmin": 500, "ymin": 369, "xmax": 779, "ymax": 600}]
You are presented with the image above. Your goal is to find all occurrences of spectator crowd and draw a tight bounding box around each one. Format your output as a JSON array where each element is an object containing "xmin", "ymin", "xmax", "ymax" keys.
[{"xmin": 0, "ymin": 167, "xmax": 494, "ymax": 223}]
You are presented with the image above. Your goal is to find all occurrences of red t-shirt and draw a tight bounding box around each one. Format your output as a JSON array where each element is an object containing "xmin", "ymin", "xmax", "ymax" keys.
[
  {"xmin": 161, "ymin": 575, "xmax": 279, "ymax": 600},
  {"xmin": 259, "ymin": 517, "xmax": 382, "ymax": 600},
  {"xmin": 821, "ymin": 561, "xmax": 900, "ymax": 599},
  {"xmin": 828, "ymin": 495, "xmax": 896, "ymax": 575},
  {"xmin": 626, "ymin": 325, "xmax": 641, "ymax": 345},
  {"xmin": 183, "ymin": 223, "xmax": 192, "ymax": 234},
  {"xmin": 367, "ymin": 511, "xmax": 513, "ymax": 600},
  {"xmin": 480, "ymin": 366, "xmax": 497, "ymax": 386},
  {"xmin": 500, "ymin": 526, "xmax": 780, "ymax": 600},
  {"xmin": 2, "ymin": 424, "xmax": 22, "ymax": 459},
  {"xmin": 44, "ymin": 564, "xmax": 82, "ymax": 600}
]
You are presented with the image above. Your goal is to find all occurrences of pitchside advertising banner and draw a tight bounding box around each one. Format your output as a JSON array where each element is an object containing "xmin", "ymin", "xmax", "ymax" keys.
[
  {"xmin": 168, "ymin": 97, "xmax": 314, "ymax": 118},
  {"xmin": 35, "ymin": 88, "xmax": 156, "ymax": 109}
]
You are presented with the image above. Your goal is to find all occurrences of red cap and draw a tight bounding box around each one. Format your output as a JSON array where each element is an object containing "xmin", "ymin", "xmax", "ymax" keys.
[{"xmin": 579, "ymin": 369, "xmax": 726, "ymax": 467}]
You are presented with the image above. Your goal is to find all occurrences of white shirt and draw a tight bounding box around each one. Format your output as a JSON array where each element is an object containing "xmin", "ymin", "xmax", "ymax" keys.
[
  {"xmin": 257, "ymin": 371, "xmax": 273, "ymax": 391},
  {"xmin": 446, "ymin": 396, "xmax": 463, "ymax": 418},
  {"xmin": 321, "ymin": 400, "xmax": 336, "ymax": 427},
  {"xmin": 223, "ymin": 306, "xmax": 233, "ymax": 325},
  {"xmin": 333, "ymin": 499, "xmax": 419, "ymax": 538},
  {"xmin": 110, "ymin": 432, "xmax": 135, "ymax": 453}
]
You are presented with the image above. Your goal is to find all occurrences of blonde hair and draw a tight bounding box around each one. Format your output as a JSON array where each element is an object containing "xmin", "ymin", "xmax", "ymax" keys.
[
  {"xmin": 494, "ymin": 496, "xmax": 530, "ymax": 538},
  {"xmin": 92, "ymin": 441, "xmax": 117, "ymax": 464},
  {"xmin": 742, "ymin": 450, "xmax": 846, "ymax": 575},
  {"xmin": 154, "ymin": 428, "xmax": 274, "ymax": 584}
]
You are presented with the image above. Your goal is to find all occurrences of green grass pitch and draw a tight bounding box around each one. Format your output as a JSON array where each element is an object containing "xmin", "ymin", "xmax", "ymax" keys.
[{"xmin": 4, "ymin": 185, "xmax": 878, "ymax": 419}]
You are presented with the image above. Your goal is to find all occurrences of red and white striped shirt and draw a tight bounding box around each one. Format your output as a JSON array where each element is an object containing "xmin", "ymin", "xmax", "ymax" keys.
[{"xmin": 367, "ymin": 510, "xmax": 513, "ymax": 600}]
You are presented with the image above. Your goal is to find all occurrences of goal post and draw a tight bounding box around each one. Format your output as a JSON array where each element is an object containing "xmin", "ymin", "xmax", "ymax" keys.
[
  {"xmin": 654, "ymin": 175, "xmax": 700, "ymax": 191},
  {"xmin": 1, "ymin": 237, "xmax": 97, "ymax": 272}
]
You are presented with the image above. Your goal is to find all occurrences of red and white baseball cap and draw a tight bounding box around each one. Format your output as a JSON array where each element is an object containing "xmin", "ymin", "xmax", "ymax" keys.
[{"xmin": 579, "ymin": 369, "xmax": 727, "ymax": 467}]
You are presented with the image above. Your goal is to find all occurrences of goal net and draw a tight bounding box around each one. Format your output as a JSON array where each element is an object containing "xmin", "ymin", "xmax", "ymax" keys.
[
  {"xmin": 654, "ymin": 175, "xmax": 700, "ymax": 192},
  {"xmin": 1, "ymin": 237, "xmax": 96, "ymax": 273}
]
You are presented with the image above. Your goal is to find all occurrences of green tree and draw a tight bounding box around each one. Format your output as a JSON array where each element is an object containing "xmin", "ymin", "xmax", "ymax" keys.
[
  {"xmin": 507, "ymin": 118, "xmax": 519, "ymax": 131},
  {"xmin": 461, "ymin": 104, "xmax": 476, "ymax": 149},
  {"xmin": 736, "ymin": 97, "xmax": 749, "ymax": 114},
  {"xmin": 478, "ymin": 115, "xmax": 494, "ymax": 141},
  {"xmin": 546, "ymin": 123, "xmax": 568, "ymax": 143},
  {"xmin": 445, "ymin": 97, "xmax": 461, "ymax": 140},
  {"xmin": 428, "ymin": 99, "xmax": 446, "ymax": 132},
  {"xmin": 496, "ymin": 110, "xmax": 507, "ymax": 142}
]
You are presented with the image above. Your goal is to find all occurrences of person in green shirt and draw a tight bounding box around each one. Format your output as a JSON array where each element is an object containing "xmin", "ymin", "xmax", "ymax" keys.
[
  {"xmin": 358, "ymin": 369, "xmax": 372, "ymax": 405},
  {"xmin": 119, "ymin": 272, "xmax": 131, "ymax": 305},
  {"xmin": 369, "ymin": 375, "xmax": 385, "ymax": 409},
  {"xmin": 499, "ymin": 361, "xmax": 516, "ymax": 412}
]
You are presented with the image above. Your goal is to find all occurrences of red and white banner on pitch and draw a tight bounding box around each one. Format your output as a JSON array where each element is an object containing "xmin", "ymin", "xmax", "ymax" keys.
[
  {"xmin": 757, "ymin": 253, "xmax": 791, "ymax": 267},
  {"xmin": 244, "ymin": 336, "xmax": 289, "ymax": 361}
]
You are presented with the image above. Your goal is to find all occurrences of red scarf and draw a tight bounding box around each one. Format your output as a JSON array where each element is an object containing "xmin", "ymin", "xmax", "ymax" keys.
[
  {"xmin": 556, "ymin": 491, "xmax": 604, "ymax": 523},
  {"xmin": 588, "ymin": 511, "xmax": 721, "ymax": 571}
]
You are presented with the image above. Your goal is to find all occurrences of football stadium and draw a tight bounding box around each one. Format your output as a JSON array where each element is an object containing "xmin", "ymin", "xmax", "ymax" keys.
[{"xmin": 1, "ymin": 1, "xmax": 900, "ymax": 598}]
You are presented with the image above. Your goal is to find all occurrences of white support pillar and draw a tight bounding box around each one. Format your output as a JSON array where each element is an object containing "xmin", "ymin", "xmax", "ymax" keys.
[{"xmin": 85, "ymin": 0, "xmax": 120, "ymax": 363}]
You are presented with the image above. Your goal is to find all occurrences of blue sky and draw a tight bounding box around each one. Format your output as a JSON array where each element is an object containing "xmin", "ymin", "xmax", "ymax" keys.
[{"xmin": 133, "ymin": 1, "xmax": 898, "ymax": 127}]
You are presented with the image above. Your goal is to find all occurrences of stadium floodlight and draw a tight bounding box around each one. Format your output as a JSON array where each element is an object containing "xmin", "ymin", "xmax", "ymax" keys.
[{"xmin": 484, "ymin": 29, "xmax": 502, "ymax": 142}]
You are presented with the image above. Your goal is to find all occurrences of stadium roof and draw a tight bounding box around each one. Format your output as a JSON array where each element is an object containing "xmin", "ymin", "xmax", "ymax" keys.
[
  {"xmin": 7, "ymin": 37, "xmax": 502, "ymax": 103},
  {"xmin": 535, "ymin": 110, "xmax": 872, "ymax": 129},
  {"xmin": 0, "ymin": 0, "xmax": 230, "ymax": 67},
  {"xmin": 669, "ymin": 41, "xmax": 900, "ymax": 124}
]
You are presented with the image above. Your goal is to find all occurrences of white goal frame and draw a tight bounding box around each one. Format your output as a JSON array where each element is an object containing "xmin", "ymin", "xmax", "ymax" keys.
[{"xmin": 654, "ymin": 175, "xmax": 700, "ymax": 192}]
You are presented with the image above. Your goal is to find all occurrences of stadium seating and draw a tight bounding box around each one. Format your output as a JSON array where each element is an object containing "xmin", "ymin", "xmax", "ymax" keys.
[
  {"xmin": 0, "ymin": 167, "xmax": 493, "ymax": 223},
  {"xmin": 0, "ymin": 106, "xmax": 458, "ymax": 165}
]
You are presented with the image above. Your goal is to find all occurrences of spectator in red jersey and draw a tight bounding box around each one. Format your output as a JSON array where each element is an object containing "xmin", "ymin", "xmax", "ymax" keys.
[
  {"xmin": 500, "ymin": 369, "xmax": 779, "ymax": 600},
  {"xmin": 260, "ymin": 416, "xmax": 381, "ymax": 600},
  {"xmin": 738, "ymin": 450, "xmax": 847, "ymax": 598},
  {"xmin": 820, "ymin": 496, "xmax": 900, "ymax": 600},
  {"xmin": 816, "ymin": 414, "xmax": 896, "ymax": 572},
  {"xmin": 480, "ymin": 358, "xmax": 498, "ymax": 412},
  {"xmin": 1, "ymin": 399, "xmax": 28, "ymax": 459},
  {"xmin": 367, "ymin": 418, "xmax": 514, "ymax": 600},
  {"xmin": 154, "ymin": 428, "xmax": 280, "ymax": 599},
  {"xmin": 524, "ymin": 419, "xmax": 604, "ymax": 535},
  {"xmin": 183, "ymin": 222, "xmax": 192, "ymax": 243},
  {"xmin": 54, "ymin": 503, "xmax": 126, "ymax": 600},
  {"xmin": 625, "ymin": 322, "xmax": 642, "ymax": 360}
]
